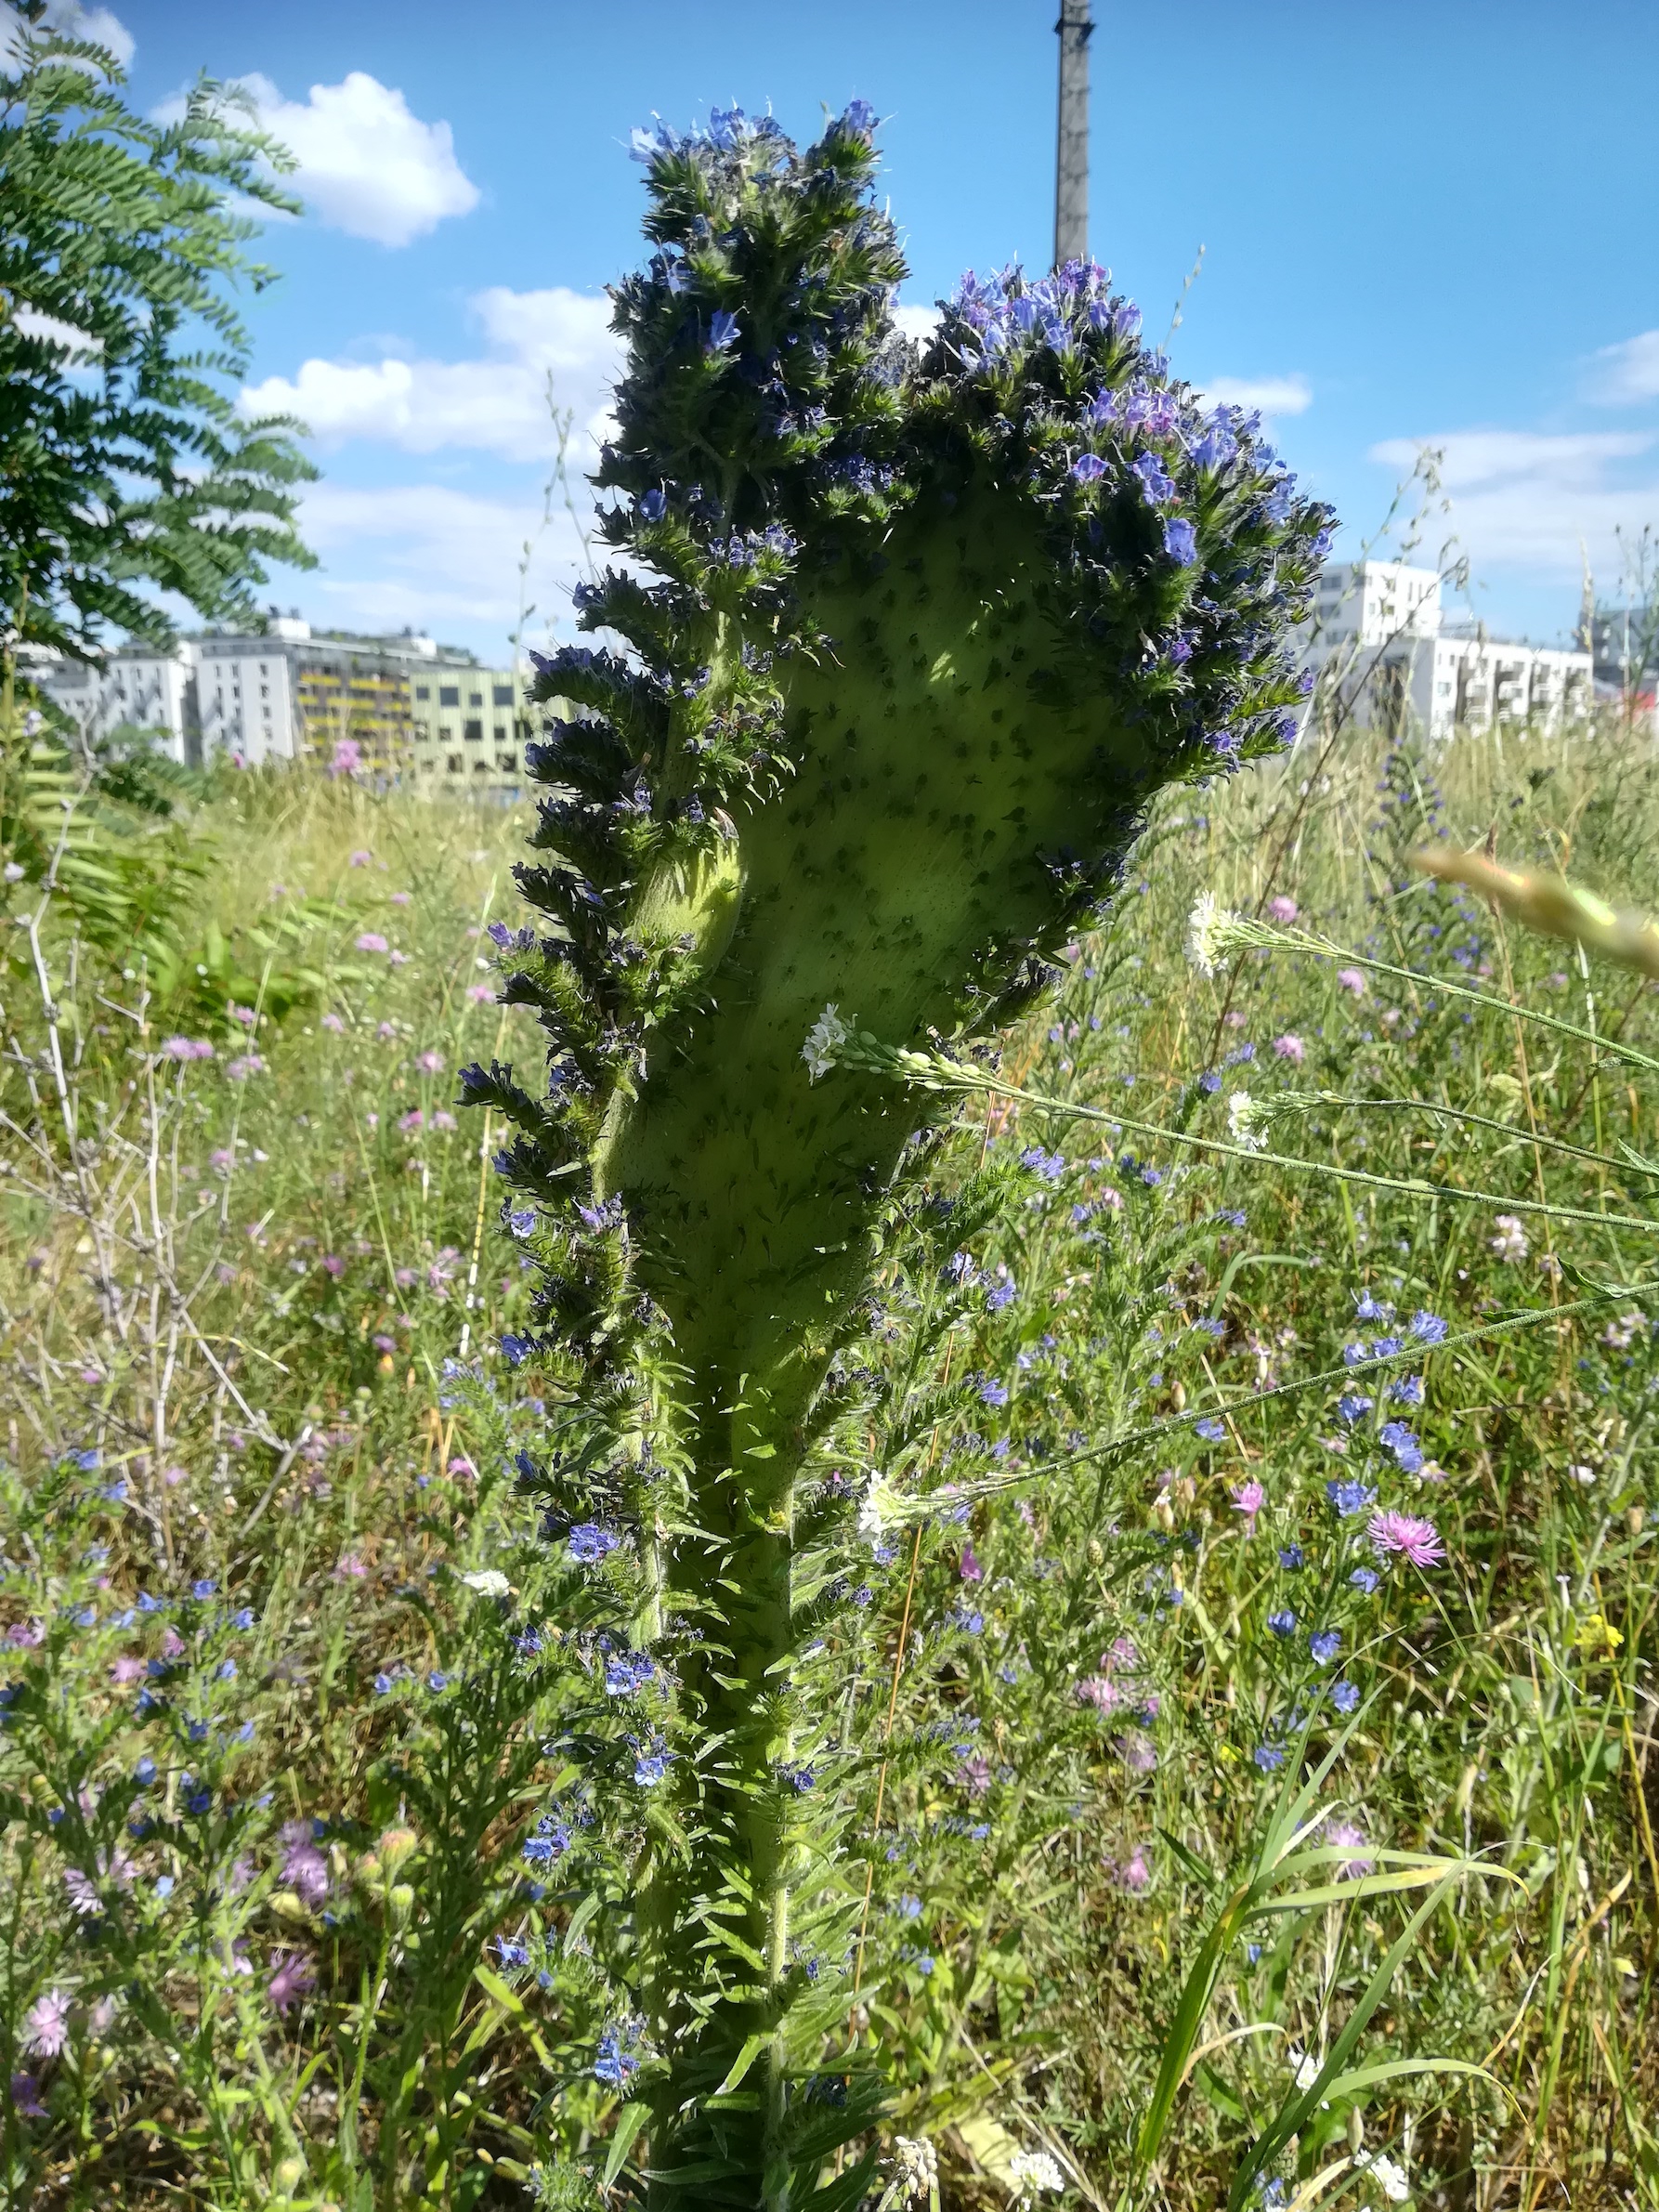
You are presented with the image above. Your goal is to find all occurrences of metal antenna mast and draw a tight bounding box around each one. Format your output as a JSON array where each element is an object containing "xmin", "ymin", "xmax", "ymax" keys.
[{"xmin": 1053, "ymin": 0, "xmax": 1093, "ymax": 268}]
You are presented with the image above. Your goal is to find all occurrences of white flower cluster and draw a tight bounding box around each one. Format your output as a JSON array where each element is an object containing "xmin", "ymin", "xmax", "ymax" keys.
[
  {"xmin": 461, "ymin": 1568, "xmax": 510, "ymax": 1597},
  {"xmin": 1185, "ymin": 890, "xmax": 1235, "ymax": 976},
  {"xmin": 1226, "ymin": 1090, "xmax": 1267, "ymax": 1153},
  {"xmin": 1010, "ymin": 2144, "xmax": 1067, "ymax": 2200},
  {"xmin": 802, "ymin": 1001, "xmax": 853, "ymax": 1081}
]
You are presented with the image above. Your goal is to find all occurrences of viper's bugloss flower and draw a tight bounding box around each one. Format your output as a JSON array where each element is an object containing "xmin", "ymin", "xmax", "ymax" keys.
[
  {"xmin": 1309, "ymin": 1629, "xmax": 1342, "ymax": 1665},
  {"xmin": 1194, "ymin": 1417, "xmax": 1225, "ymax": 1442},
  {"xmin": 1410, "ymin": 1309, "xmax": 1449, "ymax": 1343},
  {"xmin": 1326, "ymin": 1478, "xmax": 1376, "ymax": 1518},
  {"xmin": 1330, "ymin": 1679, "xmax": 1362, "ymax": 1713},
  {"xmin": 568, "ymin": 1523, "xmax": 620, "ymax": 1564}
]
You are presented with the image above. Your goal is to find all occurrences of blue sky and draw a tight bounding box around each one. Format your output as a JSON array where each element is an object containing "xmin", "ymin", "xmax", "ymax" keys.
[{"xmin": 82, "ymin": 0, "xmax": 1659, "ymax": 658}]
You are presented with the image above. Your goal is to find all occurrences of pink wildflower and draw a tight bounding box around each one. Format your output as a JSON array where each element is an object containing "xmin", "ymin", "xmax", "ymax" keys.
[
  {"xmin": 161, "ymin": 1626, "xmax": 185, "ymax": 1658},
  {"xmin": 1117, "ymin": 1847, "xmax": 1152, "ymax": 1892},
  {"xmin": 1273, "ymin": 1033, "xmax": 1305, "ymax": 1063},
  {"xmin": 957, "ymin": 1753, "xmax": 992, "ymax": 1798},
  {"xmin": 5, "ymin": 1618, "xmax": 45, "ymax": 1648},
  {"xmin": 388, "ymin": 949, "xmax": 411, "ymax": 966},
  {"xmin": 110, "ymin": 1656, "xmax": 145, "ymax": 1684},
  {"xmin": 1325, "ymin": 1819, "xmax": 1373, "ymax": 1879},
  {"xmin": 267, "ymin": 1951, "xmax": 316, "ymax": 2015},
  {"xmin": 322, "ymin": 1254, "xmax": 345, "ymax": 1278},
  {"xmin": 209, "ymin": 1147, "xmax": 234, "ymax": 1173},
  {"xmin": 1267, "ymin": 896, "xmax": 1299, "ymax": 923},
  {"xmin": 372, "ymin": 1333, "xmax": 396, "ymax": 1353},
  {"xmin": 1105, "ymin": 1636, "xmax": 1139, "ymax": 1672},
  {"xmin": 1077, "ymin": 1674, "xmax": 1122, "ymax": 1713},
  {"xmin": 20, "ymin": 1989, "xmax": 72, "ymax": 2058},
  {"xmin": 355, "ymin": 932, "xmax": 388, "ymax": 954},
  {"xmin": 432, "ymin": 1110, "xmax": 457, "ymax": 1132},
  {"xmin": 415, "ymin": 1049, "xmax": 444, "ymax": 1074},
  {"xmin": 377, "ymin": 1021, "xmax": 398, "ymax": 1041},
  {"xmin": 1368, "ymin": 1512, "xmax": 1445, "ymax": 1569},
  {"xmin": 447, "ymin": 1456, "xmax": 476, "ymax": 1478},
  {"xmin": 226, "ymin": 1054, "xmax": 265, "ymax": 1080},
  {"xmin": 466, "ymin": 983, "xmax": 495, "ymax": 1003},
  {"xmin": 398, "ymin": 1108, "xmax": 425, "ymax": 1134},
  {"xmin": 1335, "ymin": 967, "xmax": 1366, "ymax": 998},
  {"xmin": 348, "ymin": 849, "xmax": 372, "ymax": 868},
  {"xmin": 1231, "ymin": 1479, "xmax": 1266, "ymax": 1524},
  {"xmin": 160, "ymin": 1037, "xmax": 214, "ymax": 1061},
  {"xmin": 333, "ymin": 1553, "xmax": 367, "ymax": 1581},
  {"xmin": 1117, "ymin": 1732, "xmax": 1157, "ymax": 1774},
  {"xmin": 959, "ymin": 1543, "xmax": 983, "ymax": 1583},
  {"xmin": 320, "ymin": 1012, "xmax": 346, "ymax": 1034},
  {"xmin": 390, "ymin": 890, "xmax": 411, "ymax": 906},
  {"xmin": 278, "ymin": 1822, "xmax": 330, "ymax": 1905},
  {"xmin": 330, "ymin": 740, "xmax": 364, "ymax": 779},
  {"xmin": 1222, "ymin": 1009, "xmax": 1247, "ymax": 1029}
]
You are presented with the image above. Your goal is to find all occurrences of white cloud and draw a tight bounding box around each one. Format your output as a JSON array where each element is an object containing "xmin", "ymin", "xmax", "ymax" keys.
[
  {"xmin": 894, "ymin": 303, "xmax": 941, "ymax": 346},
  {"xmin": 242, "ymin": 287, "xmax": 621, "ymax": 464},
  {"xmin": 294, "ymin": 481, "xmax": 599, "ymax": 644},
  {"xmin": 1585, "ymin": 330, "xmax": 1659, "ymax": 407},
  {"xmin": 155, "ymin": 70, "xmax": 478, "ymax": 247},
  {"xmin": 1368, "ymin": 427, "xmax": 1659, "ymax": 577},
  {"xmin": 1199, "ymin": 374, "xmax": 1312, "ymax": 418},
  {"xmin": 2, "ymin": 1, "xmax": 135, "ymax": 69}
]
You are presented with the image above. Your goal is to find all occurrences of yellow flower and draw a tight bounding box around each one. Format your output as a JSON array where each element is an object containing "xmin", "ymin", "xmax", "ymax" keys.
[{"xmin": 1574, "ymin": 1613, "xmax": 1624, "ymax": 1659}]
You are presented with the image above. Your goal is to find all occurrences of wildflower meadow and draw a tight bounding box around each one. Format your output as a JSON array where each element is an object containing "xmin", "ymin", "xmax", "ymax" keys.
[{"xmin": 3, "ymin": 22, "xmax": 1657, "ymax": 2212}]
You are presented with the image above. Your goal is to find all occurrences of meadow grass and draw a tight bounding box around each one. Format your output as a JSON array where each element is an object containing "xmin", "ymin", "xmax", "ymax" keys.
[{"xmin": 1, "ymin": 713, "xmax": 1655, "ymax": 2211}]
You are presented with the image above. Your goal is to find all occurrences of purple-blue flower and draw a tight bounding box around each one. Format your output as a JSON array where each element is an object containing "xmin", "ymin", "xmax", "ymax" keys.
[
  {"xmin": 1070, "ymin": 452, "xmax": 1107, "ymax": 485},
  {"xmin": 1330, "ymin": 1680, "xmax": 1362, "ymax": 1713},
  {"xmin": 1410, "ymin": 1310, "xmax": 1448, "ymax": 1344},
  {"xmin": 638, "ymin": 488, "xmax": 667, "ymax": 522},
  {"xmin": 1378, "ymin": 1420, "xmax": 1424, "ymax": 1473},
  {"xmin": 1253, "ymin": 1743, "xmax": 1285, "ymax": 1772},
  {"xmin": 1131, "ymin": 452, "xmax": 1177, "ymax": 507},
  {"xmin": 1326, "ymin": 1478, "xmax": 1376, "ymax": 1519},
  {"xmin": 1162, "ymin": 516, "xmax": 1198, "ymax": 565},
  {"xmin": 1195, "ymin": 1417, "xmax": 1226, "ymax": 1443},
  {"xmin": 1350, "ymin": 1566, "xmax": 1380, "ymax": 1594},
  {"xmin": 1335, "ymin": 1393, "xmax": 1374, "ymax": 1426},
  {"xmin": 1309, "ymin": 1629, "xmax": 1342, "ymax": 1666},
  {"xmin": 1268, "ymin": 1608, "xmax": 1297, "ymax": 1637},
  {"xmin": 706, "ymin": 309, "xmax": 740, "ymax": 354},
  {"xmin": 568, "ymin": 1523, "xmax": 620, "ymax": 1565}
]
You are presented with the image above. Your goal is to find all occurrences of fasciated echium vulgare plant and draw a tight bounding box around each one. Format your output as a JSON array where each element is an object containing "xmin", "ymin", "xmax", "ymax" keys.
[{"xmin": 463, "ymin": 100, "xmax": 1332, "ymax": 2209}]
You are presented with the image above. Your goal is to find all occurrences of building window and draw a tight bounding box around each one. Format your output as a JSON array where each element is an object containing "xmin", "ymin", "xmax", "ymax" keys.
[
  {"xmin": 415, "ymin": 686, "xmax": 430, "ymax": 700},
  {"xmin": 473, "ymin": 760, "xmax": 489, "ymax": 775},
  {"xmin": 497, "ymin": 752, "xmax": 517, "ymax": 772},
  {"xmin": 448, "ymin": 753, "xmax": 464, "ymax": 773},
  {"xmin": 468, "ymin": 691, "xmax": 483, "ymax": 707},
  {"xmin": 492, "ymin": 684, "xmax": 514, "ymax": 707},
  {"xmin": 439, "ymin": 685, "xmax": 460, "ymax": 707},
  {"xmin": 464, "ymin": 719, "xmax": 483, "ymax": 741},
  {"xmin": 492, "ymin": 723, "xmax": 506, "ymax": 742}
]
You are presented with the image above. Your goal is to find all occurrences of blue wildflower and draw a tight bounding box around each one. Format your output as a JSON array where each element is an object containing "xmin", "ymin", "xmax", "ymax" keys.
[
  {"xmin": 568, "ymin": 1523, "xmax": 620, "ymax": 1565},
  {"xmin": 134, "ymin": 1757, "xmax": 156, "ymax": 1786},
  {"xmin": 1194, "ymin": 1418, "xmax": 1226, "ymax": 1443},
  {"xmin": 979, "ymin": 1380, "xmax": 1009, "ymax": 1407},
  {"xmin": 1268, "ymin": 1609, "xmax": 1297, "ymax": 1637},
  {"xmin": 1335, "ymin": 1394, "xmax": 1373, "ymax": 1426},
  {"xmin": 1330, "ymin": 1680, "xmax": 1362, "ymax": 1713},
  {"xmin": 507, "ymin": 1208, "xmax": 536, "ymax": 1238},
  {"xmin": 1349, "ymin": 1566, "xmax": 1380, "ymax": 1594},
  {"xmin": 638, "ymin": 488, "xmax": 668, "ymax": 522},
  {"xmin": 191, "ymin": 1579, "xmax": 216, "ymax": 1599},
  {"xmin": 1131, "ymin": 452, "xmax": 1176, "ymax": 506},
  {"xmin": 1378, "ymin": 1420, "xmax": 1424, "ymax": 1473},
  {"xmin": 496, "ymin": 1938, "xmax": 531, "ymax": 1967},
  {"xmin": 1253, "ymin": 1744, "xmax": 1285, "ymax": 1772},
  {"xmin": 1070, "ymin": 452, "xmax": 1107, "ymax": 484},
  {"xmin": 594, "ymin": 2026, "xmax": 640, "ymax": 2088},
  {"xmin": 707, "ymin": 309, "xmax": 740, "ymax": 354},
  {"xmin": 1326, "ymin": 1478, "xmax": 1376, "ymax": 1518},
  {"xmin": 1278, "ymin": 1545, "xmax": 1304, "ymax": 1571},
  {"xmin": 634, "ymin": 1741, "xmax": 673, "ymax": 1787},
  {"xmin": 1410, "ymin": 1310, "xmax": 1448, "ymax": 1344},
  {"xmin": 427, "ymin": 1671, "xmax": 450, "ymax": 1693},
  {"xmin": 500, "ymin": 1332, "xmax": 535, "ymax": 1367},
  {"xmin": 1162, "ymin": 516, "xmax": 1198, "ymax": 565},
  {"xmin": 1388, "ymin": 1374, "xmax": 1425, "ymax": 1406},
  {"xmin": 1309, "ymin": 1630, "xmax": 1342, "ymax": 1666}
]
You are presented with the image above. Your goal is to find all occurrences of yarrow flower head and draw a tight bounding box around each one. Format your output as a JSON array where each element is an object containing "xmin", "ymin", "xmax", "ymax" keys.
[{"xmin": 1185, "ymin": 891, "xmax": 1232, "ymax": 976}]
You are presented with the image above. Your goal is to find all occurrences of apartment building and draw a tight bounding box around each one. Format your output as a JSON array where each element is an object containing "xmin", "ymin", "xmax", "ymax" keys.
[
  {"xmin": 1300, "ymin": 561, "xmax": 1592, "ymax": 740},
  {"xmin": 407, "ymin": 663, "xmax": 530, "ymax": 796}
]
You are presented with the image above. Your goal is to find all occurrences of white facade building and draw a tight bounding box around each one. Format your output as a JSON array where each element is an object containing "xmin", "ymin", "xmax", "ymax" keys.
[
  {"xmin": 1301, "ymin": 560, "xmax": 1592, "ymax": 740},
  {"xmin": 195, "ymin": 635, "xmax": 298, "ymax": 766}
]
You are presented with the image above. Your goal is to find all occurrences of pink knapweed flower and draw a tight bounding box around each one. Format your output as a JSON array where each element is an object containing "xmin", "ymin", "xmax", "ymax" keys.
[
  {"xmin": 355, "ymin": 933, "xmax": 388, "ymax": 954},
  {"xmin": 1231, "ymin": 1479, "xmax": 1266, "ymax": 1523},
  {"xmin": 1096, "ymin": 1185, "xmax": 1124, "ymax": 1211},
  {"xmin": 398, "ymin": 1108, "xmax": 425, "ymax": 1134},
  {"xmin": 957, "ymin": 1753, "xmax": 992, "ymax": 1798},
  {"xmin": 377, "ymin": 1021, "xmax": 398, "ymax": 1041},
  {"xmin": 321, "ymin": 1254, "xmax": 345, "ymax": 1278},
  {"xmin": 1369, "ymin": 1512, "xmax": 1445, "ymax": 1569},
  {"xmin": 1335, "ymin": 968, "xmax": 1366, "ymax": 998},
  {"xmin": 20, "ymin": 1989, "xmax": 72, "ymax": 2058},
  {"xmin": 466, "ymin": 983, "xmax": 495, "ymax": 1003},
  {"xmin": 432, "ymin": 1110, "xmax": 457, "ymax": 1132},
  {"xmin": 5, "ymin": 1619, "xmax": 45, "ymax": 1648},
  {"xmin": 959, "ymin": 1543, "xmax": 983, "ymax": 1583},
  {"xmin": 1105, "ymin": 1636, "xmax": 1140, "ymax": 1672},
  {"xmin": 330, "ymin": 740, "xmax": 363, "ymax": 779},
  {"xmin": 320, "ymin": 1012, "xmax": 346, "ymax": 1034},
  {"xmin": 447, "ymin": 1455, "xmax": 476, "ymax": 1478},
  {"xmin": 209, "ymin": 1147, "xmax": 234, "ymax": 1174},
  {"xmin": 267, "ymin": 1951, "xmax": 316, "ymax": 2015},
  {"xmin": 1325, "ymin": 1819, "xmax": 1373, "ymax": 1878},
  {"xmin": 388, "ymin": 949, "xmax": 411, "ymax": 967},
  {"xmin": 1267, "ymin": 897, "xmax": 1299, "ymax": 923},
  {"xmin": 348, "ymin": 849, "xmax": 372, "ymax": 868},
  {"xmin": 1117, "ymin": 1847, "xmax": 1152, "ymax": 1892},
  {"xmin": 161, "ymin": 1626, "xmax": 185, "ymax": 1657},
  {"xmin": 333, "ymin": 1553, "xmax": 367, "ymax": 1581},
  {"xmin": 110, "ymin": 1656, "xmax": 145, "ymax": 1684},
  {"xmin": 390, "ymin": 890, "xmax": 411, "ymax": 906},
  {"xmin": 161, "ymin": 1037, "xmax": 214, "ymax": 1061},
  {"xmin": 372, "ymin": 1333, "xmax": 396, "ymax": 1353},
  {"xmin": 1273, "ymin": 1033, "xmax": 1305, "ymax": 1063},
  {"xmin": 226, "ymin": 1055, "xmax": 264, "ymax": 1080},
  {"xmin": 415, "ymin": 1049, "xmax": 444, "ymax": 1074}
]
